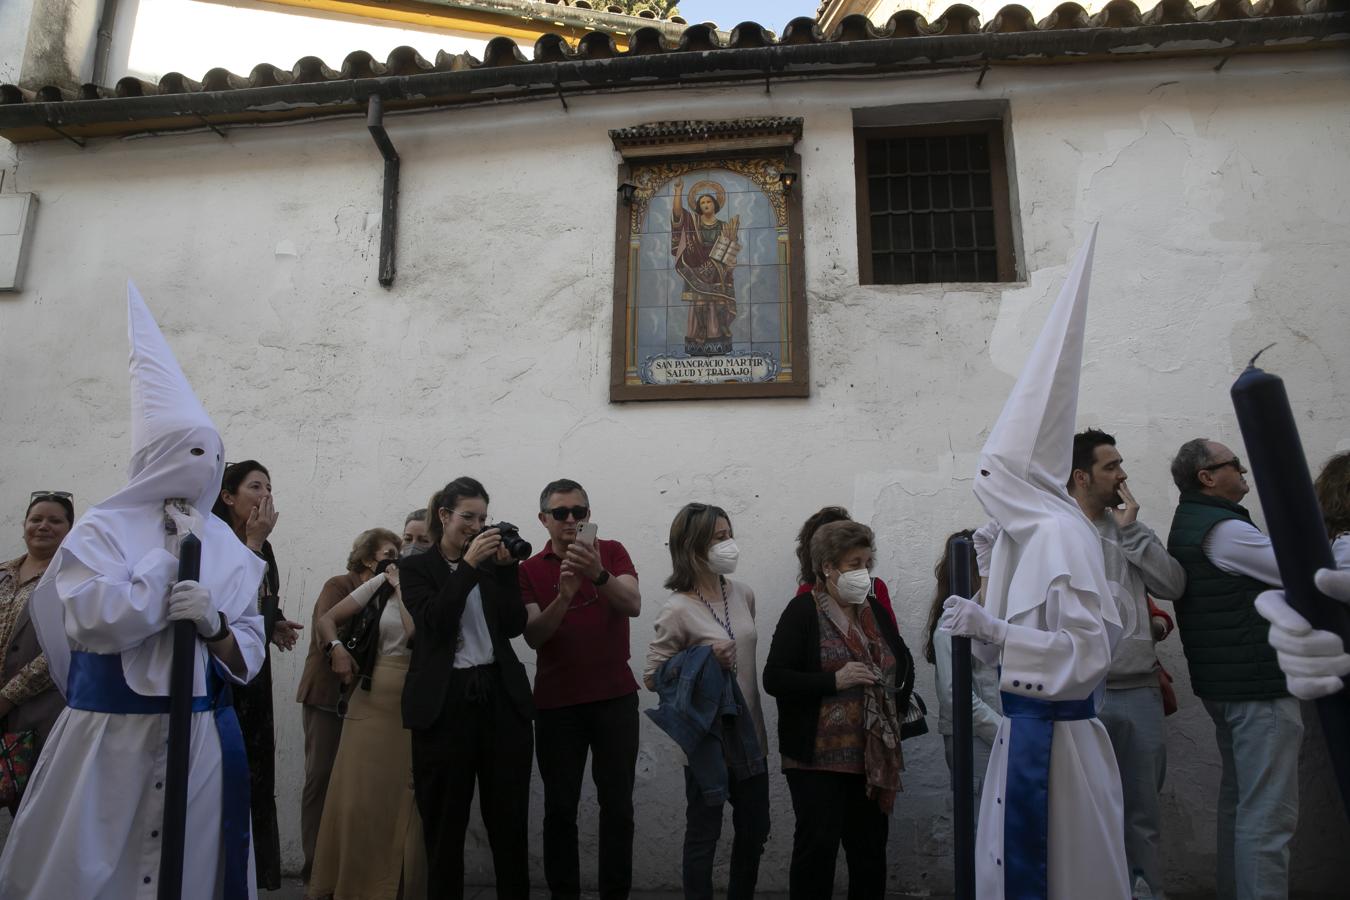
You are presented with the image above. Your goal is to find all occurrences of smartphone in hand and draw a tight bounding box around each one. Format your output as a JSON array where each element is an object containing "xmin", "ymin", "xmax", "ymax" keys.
[{"xmin": 577, "ymin": 522, "xmax": 598, "ymax": 546}]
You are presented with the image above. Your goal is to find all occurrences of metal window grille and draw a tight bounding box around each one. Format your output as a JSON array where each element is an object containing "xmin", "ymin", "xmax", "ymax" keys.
[{"xmin": 857, "ymin": 124, "xmax": 1014, "ymax": 285}]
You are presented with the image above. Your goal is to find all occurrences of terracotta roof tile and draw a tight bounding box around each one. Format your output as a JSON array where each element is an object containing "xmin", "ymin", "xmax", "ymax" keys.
[{"xmin": 0, "ymin": 2, "xmax": 1344, "ymax": 142}]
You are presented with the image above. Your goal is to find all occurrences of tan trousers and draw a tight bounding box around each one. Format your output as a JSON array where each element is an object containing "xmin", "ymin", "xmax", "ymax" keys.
[{"xmin": 300, "ymin": 703, "xmax": 343, "ymax": 883}]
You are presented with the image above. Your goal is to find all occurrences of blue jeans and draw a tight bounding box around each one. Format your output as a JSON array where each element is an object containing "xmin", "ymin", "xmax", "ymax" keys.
[
  {"xmin": 1100, "ymin": 686, "xmax": 1167, "ymax": 898},
  {"xmin": 681, "ymin": 768, "xmax": 769, "ymax": 900},
  {"xmin": 1201, "ymin": 697, "xmax": 1302, "ymax": 900}
]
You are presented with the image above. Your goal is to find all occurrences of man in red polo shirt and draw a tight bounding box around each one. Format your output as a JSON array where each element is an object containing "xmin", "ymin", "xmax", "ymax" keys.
[{"xmin": 520, "ymin": 479, "xmax": 642, "ymax": 900}]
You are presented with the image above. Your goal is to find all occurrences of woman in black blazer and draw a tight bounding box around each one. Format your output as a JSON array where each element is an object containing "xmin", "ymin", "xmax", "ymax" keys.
[
  {"xmin": 400, "ymin": 476, "xmax": 533, "ymax": 900},
  {"xmin": 763, "ymin": 520, "xmax": 908, "ymax": 900}
]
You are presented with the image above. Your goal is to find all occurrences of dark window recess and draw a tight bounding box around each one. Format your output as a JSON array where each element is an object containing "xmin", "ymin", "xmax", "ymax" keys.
[{"xmin": 855, "ymin": 123, "xmax": 1016, "ymax": 285}]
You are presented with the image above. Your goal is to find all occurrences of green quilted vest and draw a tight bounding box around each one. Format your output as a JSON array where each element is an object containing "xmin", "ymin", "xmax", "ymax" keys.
[{"xmin": 1167, "ymin": 492, "xmax": 1288, "ymax": 701}]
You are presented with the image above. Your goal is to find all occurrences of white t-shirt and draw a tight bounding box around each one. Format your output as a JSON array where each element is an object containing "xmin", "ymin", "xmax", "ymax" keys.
[{"xmin": 452, "ymin": 580, "xmax": 495, "ymax": 669}]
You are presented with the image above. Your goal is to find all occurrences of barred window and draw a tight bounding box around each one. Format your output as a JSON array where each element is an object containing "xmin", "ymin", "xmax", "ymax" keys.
[{"xmin": 855, "ymin": 123, "xmax": 1016, "ymax": 285}]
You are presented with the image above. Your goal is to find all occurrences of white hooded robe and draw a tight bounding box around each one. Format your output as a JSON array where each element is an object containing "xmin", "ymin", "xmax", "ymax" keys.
[
  {"xmin": 0, "ymin": 284, "xmax": 266, "ymax": 900},
  {"xmin": 969, "ymin": 227, "xmax": 1130, "ymax": 900}
]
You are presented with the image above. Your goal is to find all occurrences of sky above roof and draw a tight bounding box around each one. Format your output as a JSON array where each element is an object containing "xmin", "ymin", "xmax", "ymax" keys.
[{"xmin": 676, "ymin": 1, "xmax": 820, "ymax": 32}]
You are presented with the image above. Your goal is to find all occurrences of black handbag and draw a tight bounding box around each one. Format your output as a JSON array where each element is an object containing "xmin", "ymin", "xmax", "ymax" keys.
[
  {"xmin": 891, "ymin": 630, "xmax": 930, "ymax": 740},
  {"xmin": 338, "ymin": 583, "xmax": 392, "ymax": 691}
]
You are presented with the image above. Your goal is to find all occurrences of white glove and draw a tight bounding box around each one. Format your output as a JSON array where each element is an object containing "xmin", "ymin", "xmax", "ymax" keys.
[
  {"xmin": 973, "ymin": 520, "xmax": 1001, "ymax": 578},
  {"xmin": 1254, "ymin": 568, "xmax": 1350, "ymax": 700},
  {"xmin": 168, "ymin": 580, "xmax": 222, "ymax": 639},
  {"xmin": 164, "ymin": 502, "xmax": 204, "ymax": 557},
  {"xmin": 939, "ymin": 594, "xmax": 1008, "ymax": 646}
]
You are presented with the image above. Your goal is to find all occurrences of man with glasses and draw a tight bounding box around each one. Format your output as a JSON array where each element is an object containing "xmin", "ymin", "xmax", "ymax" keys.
[
  {"xmin": 1167, "ymin": 438, "xmax": 1297, "ymax": 900},
  {"xmin": 519, "ymin": 479, "xmax": 642, "ymax": 900}
]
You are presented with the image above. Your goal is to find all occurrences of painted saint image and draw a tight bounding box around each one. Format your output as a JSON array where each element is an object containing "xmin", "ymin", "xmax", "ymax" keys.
[{"xmin": 671, "ymin": 178, "xmax": 741, "ymax": 356}]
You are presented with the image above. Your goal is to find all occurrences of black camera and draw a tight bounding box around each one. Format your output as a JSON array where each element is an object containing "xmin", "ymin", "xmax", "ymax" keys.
[{"xmin": 476, "ymin": 522, "xmax": 533, "ymax": 561}]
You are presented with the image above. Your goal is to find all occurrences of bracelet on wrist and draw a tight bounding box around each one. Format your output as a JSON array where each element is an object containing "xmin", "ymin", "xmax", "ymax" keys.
[{"xmin": 205, "ymin": 612, "xmax": 230, "ymax": 643}]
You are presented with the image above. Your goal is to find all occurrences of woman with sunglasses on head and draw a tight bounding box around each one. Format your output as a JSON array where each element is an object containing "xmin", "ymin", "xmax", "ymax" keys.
[
  {"xmin": 212, "ymin": 459, "xmax": 304, "ymax": 891},
  {"xmin": 0, "ymin": 492, "xmax": 74, "ymax": 813},
  {"xmin": 763, "ymin": 520, "xmax": 906, "ymax": 899},
  {"xmin": 644, "ymin": 502, "xmax": 769, "ymax": 900},
  {"xmin": 399, "ymin": 477, "xmax": 533, "ymax": 899},
  {"xmin": 306, "ymin": 527, "xmax": 426, "ymax": 900},
  {"xmin": 294, "ymin": 528, "xmax": 401, "ymax": 885}
]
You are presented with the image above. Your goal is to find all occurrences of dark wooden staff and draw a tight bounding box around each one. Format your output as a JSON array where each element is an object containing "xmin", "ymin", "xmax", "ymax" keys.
[
  {"xmin": 159, "ymin": 532, "xmax": 200, "ymax": 900},
  {"xmin": 948, "ymin": 534, "xmax": 977, "ymax": 900}
]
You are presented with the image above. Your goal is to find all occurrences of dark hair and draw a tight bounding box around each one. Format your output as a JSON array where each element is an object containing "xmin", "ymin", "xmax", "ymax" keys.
[
  {"xmin": 211, "ymin": 460, "xmax": 270, "ymax": 524},
  {"xmin": 809, "ymin": 520, "xmax": 875, "ymax": 585},
  {"xmin": 1316, "ymin": 451, "xmax": 1350, "ymax": 540},
  {"xmin": 795, "ymin": 506, "xmax": 850, "ymax": 585},
  {"xmin": 404, "ymin": 508, "xmax": 427, "ymax": 527},
  {"xmin": 1170, "ymin": 438, "xmax": 1213, "ymax": 493},
  {"xmin": 347, "ymin": 528, "xmax": 401, "ymax": 573},
  {"xmin": 26, "ymin": 494, "xmax": 75, "ymax": 526},
  {"xmin": 1068, "ymin": 428, "xmax": 1116, "ymax": 491},
  {"xmin": 696, "ymin": 193, "xmax": 720, "ymax": 213},
  {"xmin": 426, "ymin": 477, "xmax": 490, "ymax": 546},
  {"xmin": 664, "ymin": 502, "xmax": 730, "ymax": 592},
  {"xmin": 539, "ymin": 479, "xmax": 589, "ymax": 512},
  {"xmin": 923, "ymin": 529, "xmax": 980, "ymax": 665}
]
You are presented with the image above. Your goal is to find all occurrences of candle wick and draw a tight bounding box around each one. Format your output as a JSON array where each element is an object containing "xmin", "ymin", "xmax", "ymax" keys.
[{"xmin": 1248, "ymin": 342, "xmax": 1277, "ymax": 368}]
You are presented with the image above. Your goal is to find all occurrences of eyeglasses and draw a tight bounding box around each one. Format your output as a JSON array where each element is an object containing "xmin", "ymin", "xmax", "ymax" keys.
[
  {"xmin": 547, "ymin": 505, "xmax": 590, "ymax": 522},
  {"xmin": 1201, "ymin": 457, "xmax": 1244, "ymax": 474},
  {"xmin": 30, "ymin": 491, "xmax": 73, "ymax": 504}
]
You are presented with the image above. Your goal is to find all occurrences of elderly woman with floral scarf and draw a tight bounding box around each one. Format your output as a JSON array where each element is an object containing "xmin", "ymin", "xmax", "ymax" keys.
[{"xmin": 764, "ymin": 519, "xmax": 906, "ymax": 899}]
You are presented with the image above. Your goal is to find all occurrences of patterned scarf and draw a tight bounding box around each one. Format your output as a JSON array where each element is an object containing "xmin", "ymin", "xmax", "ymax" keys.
[{"xmin": 818, "ymin": 594, "xmax": 904, "ymax": 812}]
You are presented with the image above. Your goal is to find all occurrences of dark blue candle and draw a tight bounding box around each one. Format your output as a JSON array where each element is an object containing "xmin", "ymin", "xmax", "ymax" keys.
[
  {"xmin": 948, "ymin": 535, "xmax": 976, "ymax": 900},
  {"xmin": 1231, "ymin": 352, "xmax": 1350, "ymax": 819},
  {"xmin": 1231, "ymin": 357, "xmax": 1349, "ymax": 639}
]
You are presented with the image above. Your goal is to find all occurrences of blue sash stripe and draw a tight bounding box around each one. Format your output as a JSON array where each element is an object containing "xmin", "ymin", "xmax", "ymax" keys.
[
  {"xmin": 66, "ymin": 651, "xmax": 251, "ymax": 900},
  {"xmin": 999, "ymin": 691, "xmax": 1096, "ymax": 900}
]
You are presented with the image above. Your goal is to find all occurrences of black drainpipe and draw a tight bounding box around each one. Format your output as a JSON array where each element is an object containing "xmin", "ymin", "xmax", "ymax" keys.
[
  {"xmin": 93, "ymin": 0, "xmax": 121, "ymax": 86},
  {"xmin": 366, "ymin": 94, "xmax": 399, "ymax": 288}
]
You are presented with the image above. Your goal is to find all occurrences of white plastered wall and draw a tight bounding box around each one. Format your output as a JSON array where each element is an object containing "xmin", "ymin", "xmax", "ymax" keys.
[{"xmin": 0, "ymin": 50, "xmax": 1348, "ymax": 893}]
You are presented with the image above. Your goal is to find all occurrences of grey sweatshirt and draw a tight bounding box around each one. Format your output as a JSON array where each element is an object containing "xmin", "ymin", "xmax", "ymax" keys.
[{"xmin": 1094, "ymin": 516, "xmax": 1188, "ymax": 689}]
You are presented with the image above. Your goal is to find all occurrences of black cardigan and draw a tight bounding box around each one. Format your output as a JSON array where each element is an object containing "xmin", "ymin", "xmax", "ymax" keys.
[{"xmin": 762, "ymin": 592, "xmax": 914, "ymax": 766}]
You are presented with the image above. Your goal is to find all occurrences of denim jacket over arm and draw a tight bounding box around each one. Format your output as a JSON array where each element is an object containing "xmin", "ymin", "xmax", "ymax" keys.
[{"xmin": 645, "ymin": 644, "xmax": 766, "ymax": 805}]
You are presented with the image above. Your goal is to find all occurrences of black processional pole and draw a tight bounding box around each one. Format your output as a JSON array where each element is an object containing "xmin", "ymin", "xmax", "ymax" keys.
[
  {"xmin": 159, "ymin": 532, "xmax": 200, "ymax": 900},
  {"xmin": 948, "ymin": 534, "xmax": 977, "ymax": 900},
  {"xmin": 1231, "ymin": 348, "xmax": 1350, "ymax": 820}
]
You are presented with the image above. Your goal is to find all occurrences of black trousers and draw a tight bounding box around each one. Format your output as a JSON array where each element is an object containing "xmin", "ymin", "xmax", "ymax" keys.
[
  {"xmin": 682, "ymin": 768, "xmax": 770, "ymax": 900},
  {"xmin": 535, "ymin": 692, "xmax": 640, "ymax": 900},
  {"xmin": 411, "ymin": 666, "xmax": 533, "ymax": 900},
  {"xmin": 784, "ymin": 769, "xmax": 888, "ymax": 900}
]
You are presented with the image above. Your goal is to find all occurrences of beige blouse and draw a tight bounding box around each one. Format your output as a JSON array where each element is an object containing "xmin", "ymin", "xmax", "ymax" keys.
[{"xmin": 644, "ymin": 579, "xmax": 766, "ymax": 750}]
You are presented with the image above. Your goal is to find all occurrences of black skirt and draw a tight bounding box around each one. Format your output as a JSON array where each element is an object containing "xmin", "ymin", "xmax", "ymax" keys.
[{"xmin": 233, "ymin": 646, "xmax": 282, "ymax": 890}]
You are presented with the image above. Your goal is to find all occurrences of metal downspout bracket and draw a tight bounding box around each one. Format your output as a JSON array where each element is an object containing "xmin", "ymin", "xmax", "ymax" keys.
[{"xmin": 366, "ymin": 94, "xmax": 399, "ymax": 287}]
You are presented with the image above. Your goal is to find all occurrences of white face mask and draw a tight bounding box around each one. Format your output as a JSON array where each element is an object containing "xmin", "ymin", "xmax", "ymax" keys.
[
  {"xmin": 833, "ymin": 568, "xmax": 872, "ymax": 605},
  {"xmin": 707, "ymin": 539, "xmax": 740, "ymax": 575}
]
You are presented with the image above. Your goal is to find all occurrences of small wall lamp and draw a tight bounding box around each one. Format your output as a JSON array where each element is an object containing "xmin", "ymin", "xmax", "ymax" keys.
[
  {"xmin": 618, "ymin": 182, "xmax": 638, "ymax": 205},
  {"xmin": 779, "ymin": 171, "xmax": 798, "ymax": 191}
]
